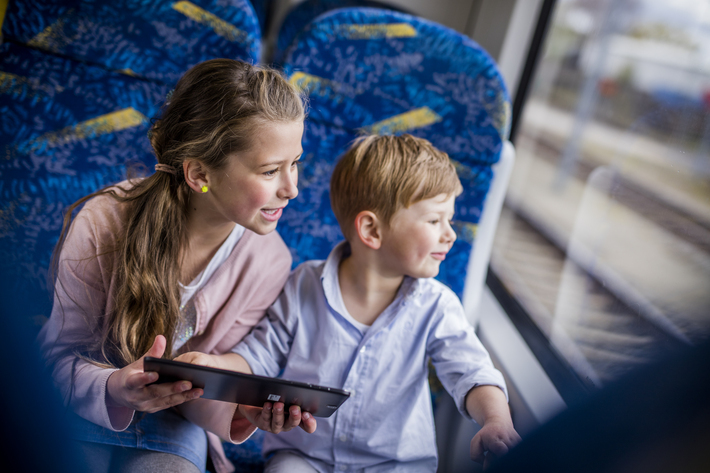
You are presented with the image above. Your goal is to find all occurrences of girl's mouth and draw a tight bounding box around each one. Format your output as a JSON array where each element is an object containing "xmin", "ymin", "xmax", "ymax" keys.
[{"xmin": 261, "ymin": 207, "xmax": 283, "ymax": 221}]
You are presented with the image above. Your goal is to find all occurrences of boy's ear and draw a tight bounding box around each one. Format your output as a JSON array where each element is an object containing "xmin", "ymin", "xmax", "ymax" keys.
[
  {"xmin": 354, "ymin": 211, "xmax": 382, "ymax": 250},
  {"xmin": 183, "ymin": 159, "xmax": 209, "ymax": 193}
]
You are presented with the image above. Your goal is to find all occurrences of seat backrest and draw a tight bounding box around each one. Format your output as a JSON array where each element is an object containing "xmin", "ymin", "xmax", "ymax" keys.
[
  {"xmin": 278, "ymin": 7, "xmax": 511, "ymax": 300},
  {"xmin": 273, "ymin": 0, "xmax": 405, "ymax": 64},
  {"xmin": 0, "ymin": 42, "xmax": 170, "ymax": 325},
  {"xmin": 1, "ymin": 0, "xmax": 260, "ymax": 84}
]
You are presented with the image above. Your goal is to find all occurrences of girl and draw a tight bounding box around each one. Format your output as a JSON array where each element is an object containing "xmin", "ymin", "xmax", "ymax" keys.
[{"xmin": 38, "ymin": 59, "xmax": 316, "ymax": 473}]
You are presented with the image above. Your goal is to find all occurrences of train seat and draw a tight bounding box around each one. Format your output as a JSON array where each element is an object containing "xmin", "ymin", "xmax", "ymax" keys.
[
  {"xmin": 277, "ymin": 7, "xmax": 512, "ymax": 304},
  {"xmin": 272, "ymin": 0, "xmax": 405, "ymax": 64},
  {"xmin": 1, "ymin": 0, "xmax": 261, "ymax": 85},
  {"xmin": 0, "ymin": 41, "xmax": 171, "ymax": 328}
]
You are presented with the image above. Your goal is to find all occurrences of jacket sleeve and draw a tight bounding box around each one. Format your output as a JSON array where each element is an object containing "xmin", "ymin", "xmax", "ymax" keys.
[{"xmin": 37, "ymin": 205, "xmax": 134, "ymax": 431}]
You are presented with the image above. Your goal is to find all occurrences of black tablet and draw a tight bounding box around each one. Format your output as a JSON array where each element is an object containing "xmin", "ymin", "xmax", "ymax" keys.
[{"xmin": 143, "ymin": 357, "xmax": 350, "ymax": 418}]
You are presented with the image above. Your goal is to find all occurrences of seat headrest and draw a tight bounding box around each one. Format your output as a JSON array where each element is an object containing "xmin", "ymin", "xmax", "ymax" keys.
[{"xmin": 283, "ymin": 7, "xmax": 510, "ymax": 166}]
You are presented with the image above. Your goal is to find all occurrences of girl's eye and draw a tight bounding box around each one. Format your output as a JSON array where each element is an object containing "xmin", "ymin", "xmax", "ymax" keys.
[
  {"xmin": 429, "ymin": 219, "xmax": 440, "ymax": 225},
  {"xmin": 291, "ymin": 159, "xmax": 301, "ymax": 168},
  {"xmin": 263, "ymin": 169, "xmax": 278, "ymax": 177}
]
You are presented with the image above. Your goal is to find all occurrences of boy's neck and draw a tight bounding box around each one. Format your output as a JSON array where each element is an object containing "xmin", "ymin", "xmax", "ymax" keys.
[{"xmin": 338, "ymin": 244, "xmax": 405, "ymax": 326}]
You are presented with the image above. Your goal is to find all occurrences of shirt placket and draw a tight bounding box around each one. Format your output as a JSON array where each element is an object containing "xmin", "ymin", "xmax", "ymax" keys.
[{"xmin": 332, "ymin": 332, "xmax": 377, "ymax": 470}]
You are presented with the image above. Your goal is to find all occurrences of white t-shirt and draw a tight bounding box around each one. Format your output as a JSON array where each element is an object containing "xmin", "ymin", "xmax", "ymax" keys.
[{"xmin": 173, "ymin": 224, "xmax": 245, "ymax": 350}]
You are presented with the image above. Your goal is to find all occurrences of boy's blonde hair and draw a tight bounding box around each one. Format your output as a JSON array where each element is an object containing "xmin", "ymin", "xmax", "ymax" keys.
[{"xmin": 330, "ymin": 134, "xmax": 462, "ymax": 239}]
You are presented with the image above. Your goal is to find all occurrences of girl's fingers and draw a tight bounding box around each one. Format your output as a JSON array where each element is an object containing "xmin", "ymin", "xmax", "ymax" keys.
[
  {"xmin": 143, "ymin": 388, "xmax": 203, "ymax": 413},
  {"xmin": 124, "ymin": 370, "xmax": 158, "ymax": 390}
]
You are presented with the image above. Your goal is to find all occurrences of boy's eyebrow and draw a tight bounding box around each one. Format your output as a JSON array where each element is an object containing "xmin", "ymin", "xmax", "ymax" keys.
[{"xmin": 257, "ymin": 152, "xmax": 303, "ymax": 168}]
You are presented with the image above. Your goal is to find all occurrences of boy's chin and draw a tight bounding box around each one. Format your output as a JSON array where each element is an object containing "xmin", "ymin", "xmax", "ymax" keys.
[{"xmin": 408, "ymin": 267, "xmax": 440, "ymax": 279}]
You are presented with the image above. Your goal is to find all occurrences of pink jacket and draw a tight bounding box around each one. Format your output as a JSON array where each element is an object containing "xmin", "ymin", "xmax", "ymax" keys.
[{"xmin": 38, "ymin": 184, "xmax": 292, "ymax": 473}]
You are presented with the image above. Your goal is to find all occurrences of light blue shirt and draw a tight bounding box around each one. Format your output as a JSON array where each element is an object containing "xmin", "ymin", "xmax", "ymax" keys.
[{"xmin": 233, "ymin": 242, "xmax": 507, "ymax": 472}]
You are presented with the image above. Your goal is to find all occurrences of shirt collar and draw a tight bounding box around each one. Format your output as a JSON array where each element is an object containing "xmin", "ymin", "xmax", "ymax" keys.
[{"xmin": 320, "ymin": 241, "xmax": 422, "ymax": 321}]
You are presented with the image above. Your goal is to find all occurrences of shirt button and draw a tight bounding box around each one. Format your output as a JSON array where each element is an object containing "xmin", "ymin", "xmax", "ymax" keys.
[
  {"xmin": 339, "ymin": 434, "xmax": 347, "ymax": 442},
  {"xmin": 360, "ymin": 346, "xmax": 366, "ymax": 353}
]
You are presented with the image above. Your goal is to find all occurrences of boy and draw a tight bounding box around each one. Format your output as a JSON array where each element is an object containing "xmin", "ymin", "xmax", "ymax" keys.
[{"xmin": 180, "ymin": 134, "xmax": 520, "ymax": 472}]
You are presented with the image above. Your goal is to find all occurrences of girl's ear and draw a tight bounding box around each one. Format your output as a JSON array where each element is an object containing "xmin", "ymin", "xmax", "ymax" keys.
[
  {"xmin": 183, "ymin": 160, "xmax": 208, "ymax": 193},
  {"xmin": 354, "ymin": 211, "xmax": 382, "ymax": 250}
]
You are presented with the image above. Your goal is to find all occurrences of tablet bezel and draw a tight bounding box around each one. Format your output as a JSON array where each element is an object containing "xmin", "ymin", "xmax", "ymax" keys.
[{"xmin": 143, "ymin": 357, "xmax": 350, "ymax": 418}]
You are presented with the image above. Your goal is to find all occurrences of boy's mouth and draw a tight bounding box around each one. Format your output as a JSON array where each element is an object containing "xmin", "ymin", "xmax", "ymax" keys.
[
  {"xmin": 431, "ymin": 252, "xmax": 447, "ymax": 261},
  {"xmin": 261, "ymin": 207, "xmax": 283, "ymax": 221}
]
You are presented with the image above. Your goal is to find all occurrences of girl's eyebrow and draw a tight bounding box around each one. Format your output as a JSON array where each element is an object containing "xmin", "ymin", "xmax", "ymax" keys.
[{"xmin": 257, "ymin": 152, "xmax": 303, "ymax": 168}]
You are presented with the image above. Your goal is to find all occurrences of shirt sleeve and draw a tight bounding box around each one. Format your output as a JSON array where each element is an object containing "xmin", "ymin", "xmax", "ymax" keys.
[
  {"xmin": 427, "ymin": 289, "xmax": 508, "ymax": 421},
  {"xmin": 37, "ymin": 207, "xmax": 135, "ymax": 431},
  {"xmin": 231, "ymin": 274, "xmax": 299, "ymax": 378}
]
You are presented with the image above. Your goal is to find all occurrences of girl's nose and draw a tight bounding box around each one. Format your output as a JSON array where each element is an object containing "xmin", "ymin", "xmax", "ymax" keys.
[{"xmin": 278, "ymin": 166, "xmax": 299, "ymax": 200}]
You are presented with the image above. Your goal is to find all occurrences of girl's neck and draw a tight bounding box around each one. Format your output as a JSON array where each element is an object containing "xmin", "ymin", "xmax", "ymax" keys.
[
  {"xmin": 338, "ymin": 250, "xmax": 404, "ymax": 326},
  {"xmin": 180, "ymin": 198, "xmax": 237, "ymax": 284}
]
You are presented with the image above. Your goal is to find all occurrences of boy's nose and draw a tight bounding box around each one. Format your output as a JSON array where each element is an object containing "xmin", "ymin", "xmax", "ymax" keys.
[{"xmin": 442, "ymin": 222, "xmax": 457, "ymax": 243}]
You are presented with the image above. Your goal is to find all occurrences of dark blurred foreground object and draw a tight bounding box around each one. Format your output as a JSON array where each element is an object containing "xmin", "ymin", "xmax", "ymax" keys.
[
  {"xmin": 488, "ymin": 339, "xmax": 710, "ymax": 473},
  {"xmin": 0, "ymin": 283, "xmax": 87, "ymax": 472}
]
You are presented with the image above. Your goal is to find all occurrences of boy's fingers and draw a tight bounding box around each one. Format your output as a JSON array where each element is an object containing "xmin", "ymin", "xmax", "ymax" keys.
[
  {"xmin": 470, "ymin": 436, "xmax": 486, "ymax": 463},
  {"xmin": 299, "ymin": 411, "xmax": 317, "ymax": 433},
  {"xmin": 258, "ymin": 402, "xmax": 272, "ymax": 430},
  {"xmin": 488, "ymin": 439, "xmax": 510, "ymax": 457},
  {"xmin": 271, "ymin": 402, "xmax": 285, "ymax": 433},
  {"xmin": 284, "ymin": 406, "xmax": 302, "ymax": 431}
]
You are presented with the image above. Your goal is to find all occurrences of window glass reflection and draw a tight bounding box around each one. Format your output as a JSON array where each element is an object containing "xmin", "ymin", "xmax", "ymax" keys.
[{"xmin": 492, "ymin": 0, "xmax": 710, "ymax": 388}]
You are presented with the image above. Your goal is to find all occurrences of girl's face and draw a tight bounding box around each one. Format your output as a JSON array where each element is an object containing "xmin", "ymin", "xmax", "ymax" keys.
[{"xmin": 208, "ymin": 120, "xmax": 304, "ymax": 235}]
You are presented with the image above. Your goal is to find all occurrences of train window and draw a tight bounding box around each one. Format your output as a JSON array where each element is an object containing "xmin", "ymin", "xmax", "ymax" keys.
[{"xmin": 491, "ymin": 0, "xmax": 710, "ymax": 392}]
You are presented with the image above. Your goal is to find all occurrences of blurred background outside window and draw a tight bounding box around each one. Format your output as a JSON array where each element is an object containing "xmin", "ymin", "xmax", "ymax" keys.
[{"xmin": 492, "ymin": 0, "xmax": 710, "ymax": 389}]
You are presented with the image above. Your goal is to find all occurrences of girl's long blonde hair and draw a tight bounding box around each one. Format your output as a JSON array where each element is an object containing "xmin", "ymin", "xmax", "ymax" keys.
[{"xmin": 52, "ymin": 59, "xmax": 304, "ymax": 367}]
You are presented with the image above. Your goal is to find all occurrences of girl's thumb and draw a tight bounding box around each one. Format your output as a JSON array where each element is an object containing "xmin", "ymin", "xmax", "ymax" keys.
[{"xmin": 145, "ymin": 334, "xmax": 167, "ymax": 359}]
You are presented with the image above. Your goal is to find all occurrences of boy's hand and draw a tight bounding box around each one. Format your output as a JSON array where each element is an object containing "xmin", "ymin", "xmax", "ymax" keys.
[
  {"xmin": 238, "ymin": 402, "xmax": 317, "ymax": 434},
  {"xmin": 470, "ymin": 418, "xmax": 521, "ymax": 469},
  {"xmin": 173, "ymin": 351, "xmax": 224, "ymax": 369}
]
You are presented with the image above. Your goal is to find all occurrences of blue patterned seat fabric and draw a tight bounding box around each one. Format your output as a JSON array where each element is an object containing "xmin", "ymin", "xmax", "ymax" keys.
[
  {"xmin": 2, "ymin": 0, "xmax": 261, "ymax": 85},
  {"xmin": 273, "ymin": 0, "xmax": 405, "ymax": 64},
  {"xmin": 0, "ymin": 41, "xmax": 171, "ymax": 324},
  {"xmin": 278, "ymin": 7, "xmax": 511, "ymax": 298}
]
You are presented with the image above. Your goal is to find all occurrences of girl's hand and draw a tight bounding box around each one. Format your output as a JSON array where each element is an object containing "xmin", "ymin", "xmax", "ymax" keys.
[
  {"xmin": 106, "ymin": 335, "xmax": 203, "ymax": 413},
  {"xmin": 237, "ymin": 402, "xmax": 317, "ymax": 434}
]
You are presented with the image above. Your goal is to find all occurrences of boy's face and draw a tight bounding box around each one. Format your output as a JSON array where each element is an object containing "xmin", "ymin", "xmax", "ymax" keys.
[{"xmin": 378, "ymin": 193, "xmax": 457, "ymax": 279}]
